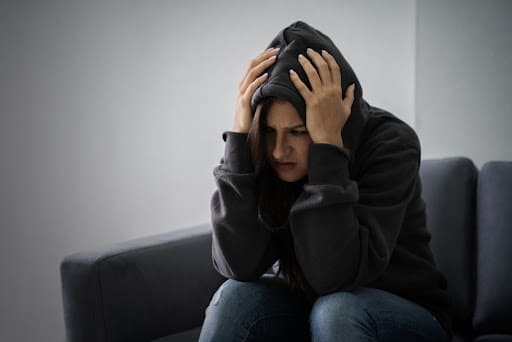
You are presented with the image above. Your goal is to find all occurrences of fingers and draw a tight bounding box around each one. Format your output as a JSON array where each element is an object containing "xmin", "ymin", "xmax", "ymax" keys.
[
  {"xmin": 254, "ymin": 47, "xmax": 280, "ymax": 66},
  {"xmin": 343, "ymin": 83, "xmax": 356, "ymax": 109},
  {"xmin": 243, "ymin": 72, "xmax": 268, "ymax": 100},
  {"xmin": 239, "ymin": 48, "xmax": 279, "ymax": 94},
  {"xmin": 306, "ymin": 48, "xmax": 332, "ymax": 84},
  {"xmin": 321, "ymin": 50, "xmax": 341, "ymax": 86},
  {"xmin": 289, "ymin": 69, "xmax": 312, "ymax": 101},
  {"xmin": 297, "ymin": 53, "xmax": 323, "ymax": 90},
  {"xmin": 296, "ymin": 48, "xmax": 343, "ymax": 92},
  {"xmin": 246, "ymin": 47, "xmax": 280, "ymax": 74}
]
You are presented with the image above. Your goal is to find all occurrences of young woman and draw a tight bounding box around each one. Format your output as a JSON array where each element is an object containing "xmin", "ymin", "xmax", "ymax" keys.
[{"xmin": 199, "ymin": 21, "xmax": 452, "ymax": 342}]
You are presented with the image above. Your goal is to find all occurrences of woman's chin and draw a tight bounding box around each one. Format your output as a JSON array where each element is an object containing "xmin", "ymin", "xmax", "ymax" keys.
[{"xmin": 275, "ymin": 170, "xmax": 306, "ymax": 183}]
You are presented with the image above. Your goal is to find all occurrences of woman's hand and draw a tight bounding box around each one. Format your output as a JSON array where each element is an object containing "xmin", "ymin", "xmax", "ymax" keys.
[
  {"xmin": 290, "ymin": 48, "xmax": 355, "ymax": 147},
  {"xmin": 233, "ymin": 47, "xmax": 280, "ymax": 133}
]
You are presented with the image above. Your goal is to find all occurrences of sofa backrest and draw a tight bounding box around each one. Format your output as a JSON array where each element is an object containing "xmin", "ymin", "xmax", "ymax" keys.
[
  {"xmin": 473, "ymin": 161, "xmax": 512, "ymax": 338},
  {"xmin": 419, "ymin": 157, "xmax": 478, "ymax": 335}
]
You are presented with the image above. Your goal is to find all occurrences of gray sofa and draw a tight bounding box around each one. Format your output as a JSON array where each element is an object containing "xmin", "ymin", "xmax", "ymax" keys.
[{"xmin": 60, "ymin": 157, "xmax": 512, "ymax": 342}]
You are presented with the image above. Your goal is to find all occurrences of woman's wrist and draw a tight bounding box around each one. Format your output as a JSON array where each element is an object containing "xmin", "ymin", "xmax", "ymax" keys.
[
  {"xmin": 232, "ymin": 123, "xmax": 250, "ymax": 133},
  {"xmin": 312, "ymin": 134, "xmax": 343, "ymax": 148}
]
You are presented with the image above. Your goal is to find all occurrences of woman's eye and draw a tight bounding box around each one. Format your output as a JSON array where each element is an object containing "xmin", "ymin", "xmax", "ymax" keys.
[
  {"xmin": 290, "ymin": 130, "xmax": 308, "ymax": 136},
  {"xmin": 263, "ymin": 127, "xmax": 275, "ymax": 134}
]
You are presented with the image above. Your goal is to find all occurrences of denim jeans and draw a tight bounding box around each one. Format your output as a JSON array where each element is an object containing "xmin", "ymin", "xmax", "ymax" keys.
[{"xmin": 198, "ymin": 275, "xmax": 450, "ymax": 342}]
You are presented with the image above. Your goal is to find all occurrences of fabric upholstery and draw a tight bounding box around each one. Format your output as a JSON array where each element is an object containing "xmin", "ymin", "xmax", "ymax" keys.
[
  {"xmin": 474, "ymin": 336, "xmax": 512, "ymax": 342},
  {"xmin": 473, "ymin": 162, "xmax": 512, "ymax": 336},
  {"xmin": 60, "ymin": 224, "xmax": 225, "ymax": 342},
  {"xmin": 152, "ymin": 328, "xmax": 201, "ymax": 342},
  {"xmin": 419, "ymin": 157, "xmax": 478, "ymax": 334}
]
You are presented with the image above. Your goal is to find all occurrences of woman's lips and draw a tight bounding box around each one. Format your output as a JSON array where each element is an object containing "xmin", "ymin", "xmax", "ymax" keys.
[{"xmin": 274, "ymin": 162, "xmax": 296, "ymax": 171}]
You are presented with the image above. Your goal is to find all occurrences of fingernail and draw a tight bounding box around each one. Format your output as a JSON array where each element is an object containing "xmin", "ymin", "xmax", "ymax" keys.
[
  {"xmin": 321, "ymin": 49, "xmax": 327, "ymax": 55},
  {"xmin": 289, "ymin": 69, "xmax": 296, "ymax": 75},
  {"xmin": 273, "ymin": 47, "xmax": 280, "ymax": 52},
  {"xmin": 298, "ymin": 54, "xmax": 304, "ymax": 60},
  {"xmin": 307, "ymin": 48, "xmax": 313, "ymax": 53}
]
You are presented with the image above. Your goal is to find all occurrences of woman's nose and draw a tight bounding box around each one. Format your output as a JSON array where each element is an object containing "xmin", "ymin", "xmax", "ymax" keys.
[{"xmin": 272, "ymin": 134, "xmax": 289, "ymax": 160}]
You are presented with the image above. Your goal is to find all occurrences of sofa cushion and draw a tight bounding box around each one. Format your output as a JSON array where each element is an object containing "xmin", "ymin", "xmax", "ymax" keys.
[
  {"xmin": 474, "ymin": 335, "xmax": 512, "ymax": 342},
  {"xmin": 473, "ymin": 161, "xmax": 512, "ymax": 336},
  {"xmin": 152, "ymin": 327, "xmax": 201, "ymax": 342},
  {"xmin": 419, "ymin": 157, "xmax": 478, "ymax": 333}
]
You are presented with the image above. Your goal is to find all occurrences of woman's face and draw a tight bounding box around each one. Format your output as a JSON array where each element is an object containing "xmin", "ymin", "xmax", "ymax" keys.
[{"xmin": 264, "ymin": 100, "xmax": 312, "ymax": 182}]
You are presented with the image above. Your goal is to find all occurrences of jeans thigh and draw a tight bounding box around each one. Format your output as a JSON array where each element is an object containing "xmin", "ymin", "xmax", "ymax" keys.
[
  {"xmin": 199, "ymin": 275, "xmax": 310, "ymax": 342},
  {"xmin": 354, "ymin": 288, "xmax": 449, "ymax": 341},
  {"xmin": 310, "ymin": 287, "xmax": 449, "ymax": 342}
]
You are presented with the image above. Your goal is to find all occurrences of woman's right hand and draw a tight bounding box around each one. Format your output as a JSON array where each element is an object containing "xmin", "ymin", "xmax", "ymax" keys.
[{"xmin": 233, "ymin": 47, "xmax": 280, "ymax": 133}]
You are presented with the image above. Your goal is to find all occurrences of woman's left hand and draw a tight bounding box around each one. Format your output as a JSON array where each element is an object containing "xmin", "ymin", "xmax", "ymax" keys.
[{"xmin": 290, "ymin": 48, "xmax": 355, "ymax": 148}]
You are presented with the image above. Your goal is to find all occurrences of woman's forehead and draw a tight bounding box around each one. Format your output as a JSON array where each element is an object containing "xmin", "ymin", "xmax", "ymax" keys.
[{"xmin": 265, "ymin": 101, "xmax": 304, "ymax": 128}]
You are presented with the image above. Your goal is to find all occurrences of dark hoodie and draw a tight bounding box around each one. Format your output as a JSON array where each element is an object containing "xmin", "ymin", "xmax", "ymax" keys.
[{"xmin": 211, "ymin": 21, "xmax": 452, "ymax": 335}]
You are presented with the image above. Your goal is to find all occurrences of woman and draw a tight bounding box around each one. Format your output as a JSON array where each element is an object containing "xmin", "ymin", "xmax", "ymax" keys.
[{"xmin": 199, "ymin": 21, "xmax": 452, "ymax": 341}]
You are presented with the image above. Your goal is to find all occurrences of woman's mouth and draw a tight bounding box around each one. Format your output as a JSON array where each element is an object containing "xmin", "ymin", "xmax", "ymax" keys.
[{"xmin": 274, "ymin": 162, "xmax": 296, "ymax": 171}]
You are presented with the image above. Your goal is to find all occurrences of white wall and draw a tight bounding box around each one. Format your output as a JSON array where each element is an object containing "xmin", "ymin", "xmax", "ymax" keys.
[
  {"xmin": 416, "ymin": 0, "xmax": 512, "ymax": 166},
  {"xmin": 0, "ymin": 1, "xmax": 415, "ymax": 340}
]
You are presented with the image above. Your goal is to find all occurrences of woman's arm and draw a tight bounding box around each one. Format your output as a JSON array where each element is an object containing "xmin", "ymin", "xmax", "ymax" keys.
[
  {"xmin": 290, "ymin": 130, "xmax": 421, "ymax": 295},
  {"xmin": 211, "ymin": 48, "xmax": 280, "ymax": 281},
  {"xmin": 211, "ymin": 133, "xmax": 278, "ymax": 281}
]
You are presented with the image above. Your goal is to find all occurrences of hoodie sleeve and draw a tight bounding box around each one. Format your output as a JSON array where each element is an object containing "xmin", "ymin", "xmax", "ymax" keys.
[
  {"xmin": 289, "ymin": 126, "xmax": 421, "ymax": 295},
  {"xmin": 210, "ymin": 132, "xmax": 278, "ymax": 281}
]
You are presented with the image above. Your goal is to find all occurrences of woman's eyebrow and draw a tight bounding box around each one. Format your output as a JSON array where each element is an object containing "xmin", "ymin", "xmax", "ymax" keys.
[
  {"xmin": 265, "ymin": 124, "xmax": 306, "ymax": 129},
  {"xmin": 288, "ymin": 124, "xmax": 306, "ymax": 129}
]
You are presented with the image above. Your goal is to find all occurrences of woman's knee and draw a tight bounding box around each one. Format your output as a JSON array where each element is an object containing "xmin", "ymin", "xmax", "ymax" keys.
[
  {"xmin": 206, "ymin": 278, "xmax": 260, "ymax": 316},
  {"xmin": 310, "ymin": 290, "xmax": 375, "ymax": 337},
  {"xmin": 201, "ymin": 278, "xmax": 275, "ymax": 339},
  {"xmin": 201, "ymin": 276, "xmax": 310, "ymax": 341},
  {"xmin": 206, "ymin": 276, "xmax": 300, "ymax": 317}
]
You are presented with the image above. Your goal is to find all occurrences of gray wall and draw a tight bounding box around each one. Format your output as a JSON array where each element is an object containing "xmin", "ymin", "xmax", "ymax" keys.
[
  {"xmin": 416, "ymin": 0, "xmax": 512, "ymax": 166},
  {"xmin": 0, "ymin": 0, "xmax": 509, "ymax": 341}
]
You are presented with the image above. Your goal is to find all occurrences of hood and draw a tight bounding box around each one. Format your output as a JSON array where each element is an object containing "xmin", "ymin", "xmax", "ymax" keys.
[{"xmin": 251, "ymin": 21, "xmax": 368, "ymax": 151}]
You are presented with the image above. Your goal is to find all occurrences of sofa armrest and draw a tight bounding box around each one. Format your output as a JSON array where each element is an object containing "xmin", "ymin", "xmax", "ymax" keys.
[{"xmin": 60, "ymin": 223, "xmax": 225, "ymax": 342}]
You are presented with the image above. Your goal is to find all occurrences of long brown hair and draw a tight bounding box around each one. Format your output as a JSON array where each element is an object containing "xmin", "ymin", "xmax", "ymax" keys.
[{"xmin": 247, "ymin": 97, "xmax": 306, "ymax": 292}]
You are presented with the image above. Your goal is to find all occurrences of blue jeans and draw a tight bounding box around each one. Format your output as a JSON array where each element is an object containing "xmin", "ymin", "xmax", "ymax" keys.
[{"xmin": 198, "ymin": 275, "xmax": 450, "ymax": 342}]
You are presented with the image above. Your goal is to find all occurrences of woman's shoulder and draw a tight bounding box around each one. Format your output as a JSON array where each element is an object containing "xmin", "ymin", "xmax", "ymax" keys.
[
  {"xmin": 362, "ymin": 105, "xmax": 420, "ymax": 151},
  {"xmin": 351, "ymin": 105, "xmax": 422, "ymax": 171}
]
